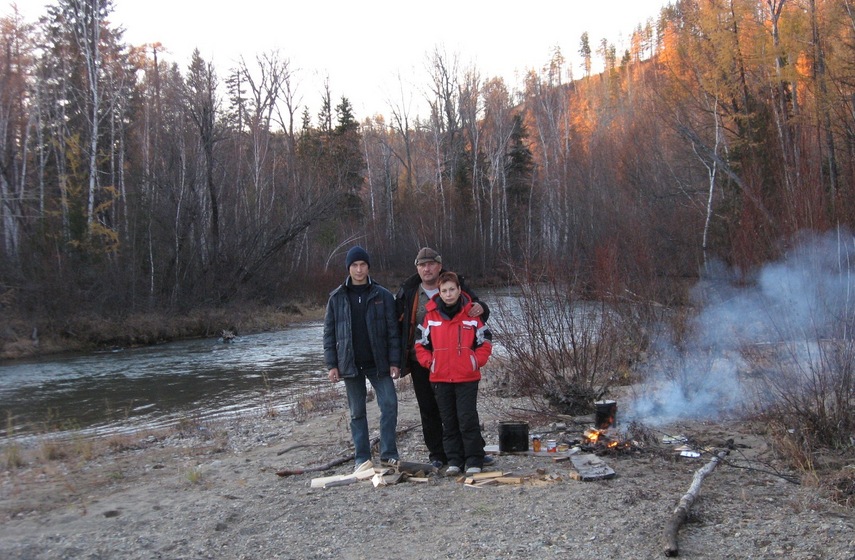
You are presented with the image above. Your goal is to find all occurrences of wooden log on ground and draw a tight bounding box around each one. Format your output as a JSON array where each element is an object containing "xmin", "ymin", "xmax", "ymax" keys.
[
  {"xmin": 310, "ymin": 465, "xmax": 376, "ymax": 488},
  {"xmin": 495, "ymin": 476, "xmax": 525, "ymax": 484},
  {"xmin": 663, "ymin": 450, "xmax": 730, "ymax": 557}
]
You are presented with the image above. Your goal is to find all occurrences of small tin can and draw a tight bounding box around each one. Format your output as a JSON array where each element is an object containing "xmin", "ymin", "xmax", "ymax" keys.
[
  {"xmin": 557, "ymin": 443, "xmax": 569, "ymax": 453},
  {"xmin": 546, "ymin": 439, "xmax": 557, "ymax": 453},
  {"xmin": 531, "ymin": 435, "xmax": 541, "ymax": 452}
]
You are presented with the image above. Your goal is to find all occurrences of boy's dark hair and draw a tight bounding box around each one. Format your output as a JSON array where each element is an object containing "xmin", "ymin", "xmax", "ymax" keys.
[{"xmin": 438, "ymin": 271, "xmax": 460, "ymax": 287}]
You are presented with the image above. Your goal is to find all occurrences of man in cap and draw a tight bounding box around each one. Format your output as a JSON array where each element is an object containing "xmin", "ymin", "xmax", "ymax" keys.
[
  {"xmin": 395, "ymin": 247, "xmax": 490, "ymax": 469},
  {"xmin": 324, "ymin": 246, "xmax": 401, "ymax": 471}
]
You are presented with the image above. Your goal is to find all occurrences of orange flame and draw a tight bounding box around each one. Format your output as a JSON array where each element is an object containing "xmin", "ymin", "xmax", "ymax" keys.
[{"xmin": 584, "ymin": 428, "xmax": 602, "ymax": 443}]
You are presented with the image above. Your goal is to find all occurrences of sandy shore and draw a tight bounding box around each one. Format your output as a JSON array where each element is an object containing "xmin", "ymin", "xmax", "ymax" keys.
[{"xmin": 2, "ymin": 379, "xmax": 854, "ymax": 559}]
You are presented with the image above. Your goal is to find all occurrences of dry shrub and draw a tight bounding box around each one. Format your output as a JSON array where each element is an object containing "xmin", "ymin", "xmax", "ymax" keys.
[
  {"xmin": 71, "ymin": 435, "xmax": 94, "ymax": 461},
  {"xmin": 40, "ymin": 439, "xmax": 69, "ymax": 461},
  {"xmin": 105, "ymin": 434, "xmax": 137, "ymax": 452},
  {"xmin": 291, "ymin": 385, "xmax": 344, "ymax": 422},
  {"xmin": 752, "ymin": 336, "xmax": 855, "ymax": 452},
  {"xmin": 760, "ymin": 341, "xmax": 855, "ymax": 507},
  {"xmin": 0, "ymin": 338, "xmax": 42, "ymax": 360},
  {"xmin": 824, "ymin": 467, "xmax": 855, "ymax": 507},
  {"xmin": 765, "ymin": 419, "xmax": 817, "ymax": 475},
  {"xmin": 2, "ymin": 442, "xmax": 25, "ymax": 469},
  {"xmin": 175, "ymin": 415, "xmax": 205, "ymax": 437},
  {"xmin": 491, "ymin": 267, "xmax": 648, "ymax": 416}
]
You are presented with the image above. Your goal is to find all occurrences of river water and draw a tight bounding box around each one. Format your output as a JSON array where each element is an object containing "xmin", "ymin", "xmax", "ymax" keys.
[
  {"xmin": 0, "ymin": 290, "xmax": 524, "ymax": 443},
  {"xmin": 0, "ymin": 322, "xmax": 328, "ymax": 441}
]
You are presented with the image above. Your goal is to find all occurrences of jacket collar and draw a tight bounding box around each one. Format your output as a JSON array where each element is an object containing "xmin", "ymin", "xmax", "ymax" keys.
[
  {"xmin": 345, "ymin": 275, "xmax": 373, "ymax": 288},
  {"xmin": 426, "ymin": 292, "xmax": 471, "ymax": 318}
]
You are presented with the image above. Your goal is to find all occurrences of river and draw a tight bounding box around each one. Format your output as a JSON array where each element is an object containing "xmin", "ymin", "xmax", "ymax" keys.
[
  {"xmin": 0, "ymin": 322, "xmax": 328, "ymax": 441},
  {"xmin": 0, "ymin": 289, "xmax": 525, "ymax": 443}
]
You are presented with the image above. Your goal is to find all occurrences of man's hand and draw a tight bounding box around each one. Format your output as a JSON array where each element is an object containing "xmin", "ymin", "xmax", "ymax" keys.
[
  {"xmin": 390, "ymin": 366, "xmax": 400, "ymax": 379},
  {"xmin": 468, "ymin": 302, "xmax": 483, "ymax": 317},
  {"xmin": 328, "ymin": 368, "xmax": 340, "ymax": 382}
]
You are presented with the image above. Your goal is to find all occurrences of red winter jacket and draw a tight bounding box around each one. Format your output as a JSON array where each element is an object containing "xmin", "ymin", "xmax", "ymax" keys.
[{"xmin": 414, "ymin": 294, "xmax": 493, "ymax": 383}]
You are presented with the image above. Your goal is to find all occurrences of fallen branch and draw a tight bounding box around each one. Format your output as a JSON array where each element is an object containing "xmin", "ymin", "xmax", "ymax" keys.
[
  {"xmin": 276, "ymin": 443, "xmax": 311, "ymax": 456},
  {"xmin": 275, "ymin": 454, "xmax": 355, "ymax": 476},
  {"xmin": 663, "ymin": 449, "xmax": 730, "ymax": 557},
  {"xmin": 275, "ymin": 424, "xmax": 418, "ymax": 477}
]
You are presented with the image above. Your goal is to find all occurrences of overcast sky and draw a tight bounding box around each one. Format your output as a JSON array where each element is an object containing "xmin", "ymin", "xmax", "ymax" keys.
[{"xmin": 12, "ymin": 0, "xmax": 671, "ymax": 118}]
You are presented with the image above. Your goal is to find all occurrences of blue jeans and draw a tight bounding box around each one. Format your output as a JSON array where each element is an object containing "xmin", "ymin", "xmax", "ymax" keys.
[{"xmin": 343, "ymin": 370, "xmax": 398, "ymax": 465}]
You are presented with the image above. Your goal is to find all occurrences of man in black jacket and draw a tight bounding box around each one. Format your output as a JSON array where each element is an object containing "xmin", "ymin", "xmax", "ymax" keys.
[{"xmin": 395, "ymin": 247, "xmax": 490, "ymax": 469}]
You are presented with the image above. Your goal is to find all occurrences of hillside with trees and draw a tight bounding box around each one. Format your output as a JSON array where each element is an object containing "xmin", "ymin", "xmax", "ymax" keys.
[{"xmin": 1, "ymin": 0, "xmax": 853, "ymax": 332}]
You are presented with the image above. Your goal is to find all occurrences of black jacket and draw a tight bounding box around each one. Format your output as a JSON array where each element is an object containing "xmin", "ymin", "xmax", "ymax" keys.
[
  {"xmin": 324, "ymin": 277, "xmax": 400, "ymax": 378},
  {"xmin": 395, "ymin": 270, "xmax": 489, "ymax": 375}
]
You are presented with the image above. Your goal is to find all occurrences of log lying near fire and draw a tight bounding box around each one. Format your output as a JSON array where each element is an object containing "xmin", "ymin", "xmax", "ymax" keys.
[{"xmin": 662, "ymin": 449, "xmax": 730, "ymax": 557}]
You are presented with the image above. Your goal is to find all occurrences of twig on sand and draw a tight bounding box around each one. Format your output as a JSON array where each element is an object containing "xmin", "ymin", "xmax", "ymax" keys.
[{"xmin": 276, "ymin": 443, "xmax": 311, "ymax": 456}]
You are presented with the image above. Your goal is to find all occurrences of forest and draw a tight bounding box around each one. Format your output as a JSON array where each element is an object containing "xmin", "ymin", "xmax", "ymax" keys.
[{"xmin": 1, "ymin": 0, "xmax": 854, "ymax": 324}]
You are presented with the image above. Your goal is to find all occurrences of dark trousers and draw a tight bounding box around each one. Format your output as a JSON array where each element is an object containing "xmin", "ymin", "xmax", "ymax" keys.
[
  {"xmin": 432, "ymin": 380, "xmax": 485, "ymax": 470},
  {"xmin": 409, "ymin": 360, "xmax": 447, "ymax": 463}
]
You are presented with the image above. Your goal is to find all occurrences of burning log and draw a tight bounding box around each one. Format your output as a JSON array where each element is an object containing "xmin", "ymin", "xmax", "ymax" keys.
[
  {"xmin": 662, "ymin": 449, "xmax": 730, "ymax": 557},
  {"xmin": 580, "ymin": 427, "xmax": 637, "ymax": 453}
]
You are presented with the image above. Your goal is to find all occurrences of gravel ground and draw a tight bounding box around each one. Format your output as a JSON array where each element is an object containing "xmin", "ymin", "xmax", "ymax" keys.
[{"xmin": 1, "ymin": 381, "xmax": 853, "ymax": 560}]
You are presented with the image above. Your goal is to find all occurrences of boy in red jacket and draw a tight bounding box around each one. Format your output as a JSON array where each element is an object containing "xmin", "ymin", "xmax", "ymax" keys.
[{"xmin": 415, "ymin": 271, "xmax": 492, "ymax": 475}]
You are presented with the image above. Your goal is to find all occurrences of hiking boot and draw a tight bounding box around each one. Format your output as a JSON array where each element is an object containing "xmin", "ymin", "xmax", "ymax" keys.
[
  {"xmin": 380, "ymin": 458, "xmax": 400, "ymax": 469},
  {"xmin": 445, "ymin": 465, "xmax": 461, "ymax": 476},
  {"xmin": 465, "ymin": 466, "xmax": 482, "ymax": 475},
  {"xmin": 430, "ymin": 459, "xmax": 444, "ymax": 470},
  {"xmin": 483, "ymin": 455, "xmax": 495, "ymax": 466}
]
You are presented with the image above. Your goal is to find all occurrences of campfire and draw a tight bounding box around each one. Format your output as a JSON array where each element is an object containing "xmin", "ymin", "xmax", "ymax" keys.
[
  {"xmin": 577, "ymin": 400, "xmax": 649, "ymax": 454},
  {"xmin": 580, "ymin": 427, "xmax": 636, "ymax": 453}
]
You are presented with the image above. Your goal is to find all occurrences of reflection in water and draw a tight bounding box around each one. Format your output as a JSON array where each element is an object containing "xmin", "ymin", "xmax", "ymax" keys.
[{"xmin": 0, "ymin": 322, "xmax": 328, "ymax": 440}]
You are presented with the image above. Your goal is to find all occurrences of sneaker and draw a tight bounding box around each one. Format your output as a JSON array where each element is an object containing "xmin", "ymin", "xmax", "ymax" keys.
[
  {"xmin": 483, "ymin": 455, "xmax": 495, "ymax": 466},
  {"xmin": 380, "ymin": 458, "xmax": 400, "ymax": 469},
  {"xmin": 465, "ymin": 466, "xmax": 482, "ymax": 475},
  {"xmin": 354, "ymin": 460, "xmax": 373, "ymax": 473},
  {"xmin": 445, "ymin": 465, "xmax": 461, "ymax": 476},
  {"xmin": 430, "ymin": 460, "xmax": 444, "ymax": 470}
]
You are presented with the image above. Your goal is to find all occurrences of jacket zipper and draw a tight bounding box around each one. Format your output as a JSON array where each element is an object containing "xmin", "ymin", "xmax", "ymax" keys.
[{"xmin": 457, "ymin": 323, "xmax": 462, "ymax": 355}]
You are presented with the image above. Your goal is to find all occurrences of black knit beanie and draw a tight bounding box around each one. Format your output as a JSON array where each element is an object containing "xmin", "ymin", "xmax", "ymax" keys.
[{"xmin": 345, "ymin": 246, "xmax": 371, "ymax": 269}]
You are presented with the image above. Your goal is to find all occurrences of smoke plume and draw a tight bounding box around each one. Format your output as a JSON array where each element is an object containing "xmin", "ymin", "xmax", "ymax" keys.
[{"xmin": 625, "ymin": 229, "xmax": 855, "ymax": 426}]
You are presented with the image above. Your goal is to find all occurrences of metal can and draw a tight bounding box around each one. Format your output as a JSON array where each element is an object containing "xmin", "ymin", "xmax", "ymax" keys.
[
  {"xmin": 546, "ymin": 439, "xmax": 557, "ymax": 453},
  {"xmin": 532, "ymin": 436, "xmax": 541, "ymax": 452}
]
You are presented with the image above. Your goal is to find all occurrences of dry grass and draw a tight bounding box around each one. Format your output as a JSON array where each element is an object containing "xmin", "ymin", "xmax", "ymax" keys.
[
  {"xmin": 291, "ymin": 385, "xmax": 345, "ymax": 422},
  {"xmin": 183, "ymin": 466, "xmax": 203, "ymax": 485},
  {"xmin": 825, "ymin": 467, "xmax": 855, "ymax": 508},
  {"xmin": 2, "ymin": 442, "xmax": 25, "ymax": 469}
]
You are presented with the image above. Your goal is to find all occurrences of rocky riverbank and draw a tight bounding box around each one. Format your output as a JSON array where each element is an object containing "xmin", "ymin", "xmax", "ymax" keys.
[{"xmin": 1, "ymin": 379, "xmax": 853, "ymax": 559}]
